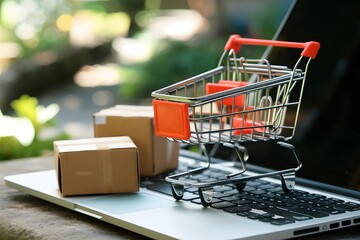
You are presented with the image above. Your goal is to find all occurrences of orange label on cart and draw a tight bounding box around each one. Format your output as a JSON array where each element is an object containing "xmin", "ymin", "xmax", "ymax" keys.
[{"xmin": 152, "ymin": 99, "xmax": 190, "ymax": 140}]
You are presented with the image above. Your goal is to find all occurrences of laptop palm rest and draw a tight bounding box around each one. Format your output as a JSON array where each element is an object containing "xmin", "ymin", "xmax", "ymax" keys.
[
  {"xmin": 5, "ymin": 170, "xmax": 279, "ymax": 240},
  {"xmin": 78, "ymin": 193, "xmax": 176, "ymax": 215}
]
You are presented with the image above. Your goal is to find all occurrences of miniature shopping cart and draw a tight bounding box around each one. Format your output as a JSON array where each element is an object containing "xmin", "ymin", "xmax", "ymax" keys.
[{"xmin": 151, "ymin": 35, "xmax": 320, "ymax": 207}]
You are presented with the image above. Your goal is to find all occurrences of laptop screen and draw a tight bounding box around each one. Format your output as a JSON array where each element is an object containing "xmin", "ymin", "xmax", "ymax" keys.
[
  {"xmin": 224, "ymin": 0, "xmax": 360, "ymax": 196},
  {"xmin": 219, "ymin": 0, "xmax": 296, "ymax": 59}
]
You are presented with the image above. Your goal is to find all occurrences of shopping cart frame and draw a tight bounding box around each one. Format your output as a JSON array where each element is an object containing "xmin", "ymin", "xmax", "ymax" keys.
[{"xmin": 151, "ymin": 35, "xmax": 320, "ymax": 207}]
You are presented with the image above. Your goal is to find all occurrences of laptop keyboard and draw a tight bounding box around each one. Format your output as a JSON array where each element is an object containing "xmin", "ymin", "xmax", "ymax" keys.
[{"xmin": 141, "ymin": 163, "xmax": 360, "ymax": 226}]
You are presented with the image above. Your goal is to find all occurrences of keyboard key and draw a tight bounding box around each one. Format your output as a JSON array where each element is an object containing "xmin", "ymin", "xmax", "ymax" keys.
[
  {"xmin": 271, "ymin": 218, "xmax": 296, "ymax": 225},
  {"xmin": 314, "ymin": 199, "xmax": 338, "ymax": 206},
  {"xmin": 191, "ymin": 175, "xmax": 209, "ymax": 181},
  {"xmin": 288, "ymin": 207, "xmax": 329, "ymax": 218},
  {"xmin": 247, "ymin": 212, "xmax": 263, "ymax": 220},
  {"xmin": 327, "ymin": 198, "xmax": 345, "ymax": 203},
  {"xmin": 232, "ymin": 199, "xmax": 252, "ymax": 205},
  {"xmin": 259, "ymin": 213, "xmax": 275, "ymax": 219},
  {"xmin": 254, "ymin": 179, "xmax": 269, "ymax": 184},
  {"xmin": 298, "ymin": 193, "xmax": 325, "ymax": 201},
  {"xmin": 236, "ymin": 211, "xmax": 251, "ymax": 217},
  {"xmin": 208, "ymin": 172, "xmax": 226, "ymax": 178},
  {"xmin": 210, "ymin": 198, "xmax": 223, "ymax": 204},
  {"xmin": 211, "ymin": 201, "xmax": 236, "ymax": 209},
  {"xmin": 182, "ymin": 192, "xmax": 200, "ymax": 201},
  {"xmin": 333, "ymin": 202, "xmax": 360, "ymax": 211},
  {"xmin": 202, "ymin": 177, "xmax": 218, "ymax": 183},
  {"xmin": 259, "ymin": 217, "xmax": 273, "ymax": 223},
  {"xmin": 316, "ymin": 207, "xmax": 345, "ymax": 215},
  {"xmin": 258, "ymin": 184, "xmax": 275, "ymax": 190},
  {"xmin": 267, "ymin": 187, "xmax": 284, "ymax": 193},
  {"xmin": 246, "ymin": 181, "xmax": 262, "ymax": 187},
  {"xmin": 213, "ymin": 192, "xmax": 233, "ymax": 198},
  {"xmin": 244, "ymin": 202, "xmax": 269, "ymax": 210},
  {"xmin": 214, "ymin": 185, "xmax": 233, "ymax": 192},
  {"xmin": 242, "ymin": 186, "xmax": 257, "ymax": 192},
  {"xmin": 265, "ymin": 207, "xmax": 313, "ymax": 221},
  {"xmin": 251, "ymin": 189, "xmax": 267, "ymax": 195},
  {"xmin": 224, "ymin": 206, "xmax": 251, "ymax": 213},
  {"xmin": 224, "ymin": 189, "xmax": 240, "ymax": 196},
  {"xmin": 185, "ymin": 187, "xmax": 198, "ymax": 193},
  {"xmin": 291, "ymin": 189, "xmax": 310, "ymax": 195}
]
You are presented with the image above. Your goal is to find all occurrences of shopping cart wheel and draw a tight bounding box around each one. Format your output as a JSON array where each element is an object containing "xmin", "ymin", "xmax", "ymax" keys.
[
  {"xmin": 170, "ymin": 184, "xmax": 184, "ymax": 200},
  {"xmin": 235, "ymin": 182, "xmax": 246, "ymax": 192},
  {"xmin": 280, "ymin": 172, "xmax": 295, "ymax": 193},
  {"xmin": 198, "ymin": 187, "xmax": 214, "ymax": 207}
]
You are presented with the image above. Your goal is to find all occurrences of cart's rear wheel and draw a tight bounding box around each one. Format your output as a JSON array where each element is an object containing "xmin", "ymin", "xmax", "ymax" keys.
[
  {"xmin": 170, "ymin": 184, "xmax": 184, "ymax": 200},
  {"xmin": 280, "ymin": 172, "xmax": 295, "ymax": 193},
  {"xmin": 198, "ymin": 187, "xmax": 214, "ymax": 207}
]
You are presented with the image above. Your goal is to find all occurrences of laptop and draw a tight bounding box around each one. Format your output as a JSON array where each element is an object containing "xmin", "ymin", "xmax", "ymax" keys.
[{"xmin": 4, "ymin": 0, "xmax": 360, "ymax": 239}]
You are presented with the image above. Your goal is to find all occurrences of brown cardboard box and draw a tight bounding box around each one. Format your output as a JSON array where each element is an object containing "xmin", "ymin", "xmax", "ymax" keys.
[
  {"xmin": 53, "ymin": 136, "xmax": 139, "ymax": 196},
  {"xmin": 93, "ymin": 105, "xmax": 179, "ymax": 177}
]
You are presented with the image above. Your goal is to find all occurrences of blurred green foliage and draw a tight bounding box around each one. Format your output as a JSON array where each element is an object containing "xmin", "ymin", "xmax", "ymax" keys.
[
  {"xmin": 0, "ymin": 0, "xmax": 72, "ymax": 58},
  {"xmin": 119, "ymin": 39, "xmax": 224, "ymax": 100},
  {"xmin": 0, "ymin": 95, "xmax": 70, "ymax": 161},
  {"xmin": 0, "ymin": 0, "xmax": 146, "ymax": 60}
]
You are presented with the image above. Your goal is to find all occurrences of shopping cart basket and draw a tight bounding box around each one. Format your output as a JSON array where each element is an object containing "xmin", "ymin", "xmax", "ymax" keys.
[{"xmin": 151, "ymin": 34, "xmax": 320, "ymax": 207}]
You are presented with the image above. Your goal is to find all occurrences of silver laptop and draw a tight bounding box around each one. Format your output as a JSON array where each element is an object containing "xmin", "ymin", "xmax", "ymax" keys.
[{"xmin": 4, "ymin": 1, "xmax": 360, "ymax": 239}]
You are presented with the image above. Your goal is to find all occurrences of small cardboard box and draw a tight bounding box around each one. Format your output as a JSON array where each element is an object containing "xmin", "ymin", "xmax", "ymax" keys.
[
  {"xmin": 54, "ymin": 136, "xmax": 139, "ymax": 196},
  {"xmin": 93, "ymin": 105, "xmax": 179, "ymax": 177}
]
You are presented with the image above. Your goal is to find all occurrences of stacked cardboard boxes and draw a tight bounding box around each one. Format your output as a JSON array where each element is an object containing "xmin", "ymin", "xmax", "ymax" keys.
[
  {"xmin": 93, "ymin": 105, "xmax": 179, "ymax": 177},
  {"xmin": 53, "ymin": 105, "xmax": 179, "ymax": 196}
]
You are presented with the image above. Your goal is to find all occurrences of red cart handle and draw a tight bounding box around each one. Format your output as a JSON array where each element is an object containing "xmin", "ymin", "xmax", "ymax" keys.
[{"xmin": 224, "ymin": 34, "xmax": 320, "ymax": 59}]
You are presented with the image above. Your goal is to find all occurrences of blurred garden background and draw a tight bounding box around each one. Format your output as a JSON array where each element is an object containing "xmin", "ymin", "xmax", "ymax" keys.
[{"xmin": 0, "ymin": 0, "xmax": 293, "ymax": 160}]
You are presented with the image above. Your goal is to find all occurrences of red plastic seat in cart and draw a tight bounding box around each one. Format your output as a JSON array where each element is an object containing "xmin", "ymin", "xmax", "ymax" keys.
[
  {"xmin": 206, "ymin": 80, "xmax": 249, "ymax": 108},
  {"xmin": 151, "ymin": 34, "xmax": 320, "ymax": 207},
  {"xmin": 232, "ymin": 116, "xmax": 264, "ymax": 135}
]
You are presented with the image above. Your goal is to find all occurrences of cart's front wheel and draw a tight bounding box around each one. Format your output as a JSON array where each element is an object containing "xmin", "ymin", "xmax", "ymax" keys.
[
  {"xmin": 280, "ymin": 172, "xmax": 295, "ymax": 193},
  {"xmin": 170, "ymin": 184, "xmax": 184, "ymax": 200},
  {"xmin": 198, "ymin": 187, "xmax": 214, "ymax": 207},
  {"xmin": 235, "ymin": 182, "xmax": 246, "ymax": 192}
]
